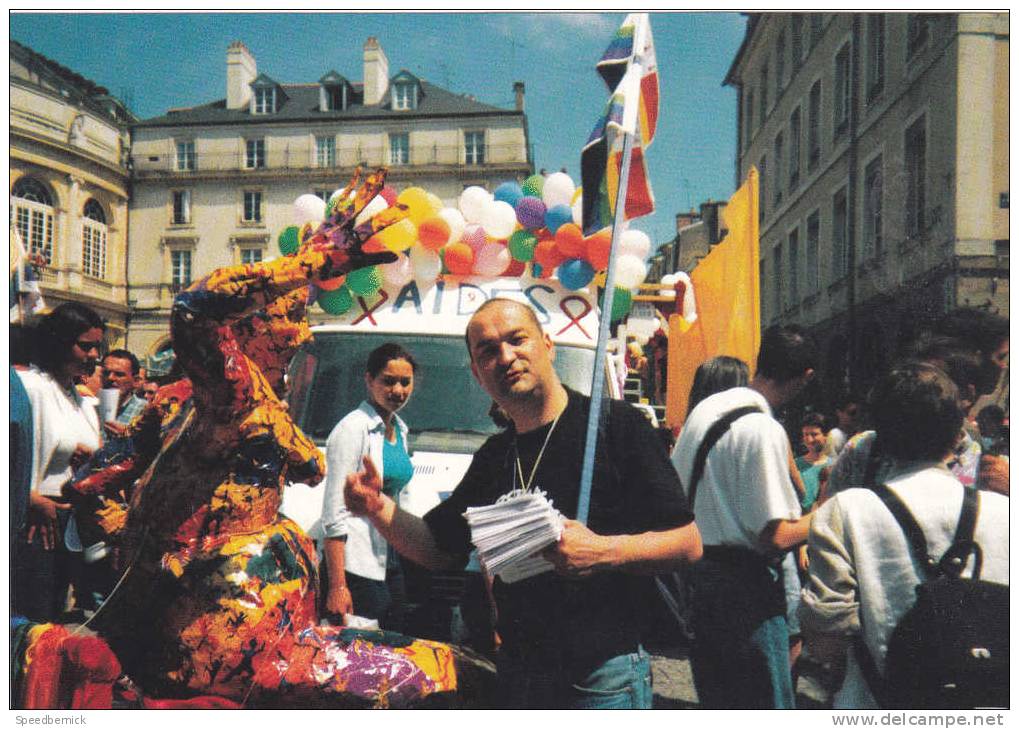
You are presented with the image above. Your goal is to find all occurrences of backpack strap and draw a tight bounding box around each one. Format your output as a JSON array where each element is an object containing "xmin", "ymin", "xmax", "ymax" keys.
[
  {"xmin": 939, "ymin": 486, "xmax": 983, "ymax": 579},
  {"xmin": 687, "ymin": 405, "xmax": 763, "ymax": 509},
  {"xmin": 869, "ymin": 483, "xmax": 939, "ymax": 579}
]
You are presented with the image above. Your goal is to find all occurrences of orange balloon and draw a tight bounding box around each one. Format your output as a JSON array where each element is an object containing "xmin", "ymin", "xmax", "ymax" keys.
[
  {"xmin": 504, "ymin": 259, "xmax": 526, "ymax": 277},
  {"xmin": 443, "ymin": 242, "xmax": 475, "ymax": 275},
  {"xmin": 318, "ymin": 276, "xmax": 346, "ymax": 291},
  {"xmin": 418, "ymin": 216, "xmax": 451, "ymax": 251},
  {"xmin": 554, "ymin": 223, "xmax": 585, "ymax": 258},
  {"xmin": 534, "ymin": 238, "xmax": 565, "ymax": 270},
  {"xmin": 585, "ymin": 228, "xmax": 613, "ymax": 270}
]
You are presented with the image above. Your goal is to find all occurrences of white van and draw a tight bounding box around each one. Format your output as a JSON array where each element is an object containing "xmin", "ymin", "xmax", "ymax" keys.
[{"xmin": 280, "ymin": 275, "xmax": 612, "ymax": 537}]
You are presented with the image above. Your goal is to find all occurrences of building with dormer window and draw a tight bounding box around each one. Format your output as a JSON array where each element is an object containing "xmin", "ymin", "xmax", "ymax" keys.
[
  {"xmin": 125, "ymin": 37, "xmax": 531, "ymax": 355},
  {"xmin": 9, "ymin": 39, "xmax": 135, "ymax": 346}
]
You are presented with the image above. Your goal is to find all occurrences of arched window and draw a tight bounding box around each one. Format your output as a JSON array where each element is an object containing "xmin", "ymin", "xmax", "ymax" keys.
[
  {"xmin": 11, "ymin": 177, "xmax": 55, "ymax": 262},
  {"xmin": 81, "ymin": 198, "xmax": 108, "ymax": 279}
]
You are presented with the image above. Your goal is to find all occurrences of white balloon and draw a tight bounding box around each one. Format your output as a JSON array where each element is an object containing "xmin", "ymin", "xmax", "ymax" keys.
[
  {"xmin": 437, "ymin": 207, "xmax": 466, "ymax": 246},
  {"xmin": 541, "ymin": 172, "xmax": 576, "ymax": 208},
  {"xmin": 293, "ymin": 194, "xmax": 327, "ymax": 225},
  {"xmin": 474, "ymin": 242, "xmax": 511, "ymax": 277},
  {"xmin": 459, "ymin": 186, "xmax": 492, "ymax": 224},
  {"xmin": 381, "ymin": 255, "xmax": 413, "ymax": 287},
  {"xmin": 614, "ymin": 254, "xmax": 648, "ymax": 289},
  {"xmin": 620, "ymin": 228, "xmax": 652, "ymax": 260},
  {"xmin": 572, "ymin": 191, "xmax": 583, "ymax": 225},
  {"xmin": 354, "ymin": 195, "xmax": 389, "ymax": 227},
  {"xmin": 409, "ymin": 244, "xmax": 442, "ymax": 284},
  {"xmin": 480, "ymin": 200, "xmax": 517, "ymax": 240}
]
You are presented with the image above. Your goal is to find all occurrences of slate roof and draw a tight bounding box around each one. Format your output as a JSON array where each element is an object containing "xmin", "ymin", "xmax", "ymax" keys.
[{"xmin": 136, "ymin": 74, "xmax": 519, "ymax": 128}]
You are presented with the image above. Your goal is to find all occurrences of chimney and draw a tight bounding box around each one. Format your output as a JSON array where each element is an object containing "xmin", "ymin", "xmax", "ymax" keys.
[
  {"xmin": 513, "ymin": 81, "xmax": 525, "ymax": 112},
  {"xmin": 226, "ymin": 41, "xmax": 257, "ymax": 110},
  {"xmin": 363, "ymin": 37, "xmax": 389, "ymax": 106}
]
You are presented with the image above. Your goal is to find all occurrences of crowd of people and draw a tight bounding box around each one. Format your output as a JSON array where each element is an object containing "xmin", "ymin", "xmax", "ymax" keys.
[{"xmin": 9, "ymin": 286, "xmax": 1009, "ymax": 709}]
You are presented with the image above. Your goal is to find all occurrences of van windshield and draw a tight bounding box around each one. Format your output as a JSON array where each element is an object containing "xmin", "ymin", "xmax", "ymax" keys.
[{"xmin": 288, "ymin": 332, "xmax": 597, "ymax": 454}]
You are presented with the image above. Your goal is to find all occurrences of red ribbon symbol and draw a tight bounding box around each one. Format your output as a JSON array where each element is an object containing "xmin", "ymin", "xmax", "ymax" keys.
[
  {"xmin": 556, "ymin": 296, "xmax": 593, "ymax": 339},
  {"xmin": 351, "ymin": 289, "xmax": 390, "ymax": 326}
]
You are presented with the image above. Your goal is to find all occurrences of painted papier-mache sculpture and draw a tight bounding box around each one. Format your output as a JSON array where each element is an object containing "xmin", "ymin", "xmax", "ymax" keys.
[{"xmin": 68, "ymin": 169, "xmax": 490, "ymax": 707}]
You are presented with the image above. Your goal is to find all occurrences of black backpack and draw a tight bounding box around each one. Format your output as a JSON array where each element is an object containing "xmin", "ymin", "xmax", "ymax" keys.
[{"xmin": 856, "ymin": 484, "xmax": 1009, "ymax": 709}]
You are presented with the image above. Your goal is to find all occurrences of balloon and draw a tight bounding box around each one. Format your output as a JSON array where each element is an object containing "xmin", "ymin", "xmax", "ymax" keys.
[
  {"xmin": 533, "ymin": 238, "xmax": 564, "ymax": 270},
  {"xmin": 508, "ymin": 230, "xmax": 538, "ymax": 262},
  {"xmin": 418, "ymin": 216, "xmax": 452, "ymax": 251},
  {"xmin": 437, "ymin": 207, "xmax": 466, "ymax": 245},
  {"xmin": 480, "ymin": 200, "xmax": 518, "ymax": 239},
  {"xmin": 278, "ymin": 226, "xmax": 300, "ymax": 255},
  {"xmin": 474, "ymin": 242, "xmax": 512, "ymax": 277},
  {"xmin": 318, "ymin": 275, "xmax": 345, "ymax": 291},
  {"xmin": 293, "ymin": 194, "xmax": 327, "ymax": 225},
  {"xmin": 614, "ymin": 254, "xmax": 648, "ymax": 289},
  {"xmin": 541, "ymin": 172, "xmax": 576, "ymax": 208},
  {"xmin": 544, "ymin": 204, "xmax": 574, "ymax": 235},
  {"xmin": 572, "ymin": 186, "xmax": 584, "ymax": 225},
  {"xmin": 381, "ymin": 255, "xmax": 413, "ymax": 287},
  {"xmin": 521, "ymin": 174, "xmax": 545, "ymax": 197},
  {"xmin": 459, "ymin": 186, "xmax": 492, "ymax": 224},
  {"xmin": 619, "ymin": 228, "xmax": 652, "ymax": 259},
  {"xmin": 600, "ymin": 286, "xmax": 633, "ymax": 323},
  {"xmin": 443, "ymin": 242, "xmax": 475, "ymax": 275},
  {"xmin": 493, "ymin": 181, "xmax": 524, "ymax": 208},
  {"xmin": 369, "ymin": 218, "xmax": 417, "ymax": 253},
  {"xmin": 462, "ymin": 224, "xmax": 489, "ymax": 253},
  {"xmin": 346, "ymin": 266, "xmax": 382, "ymax": 296},
  {"xmin": 425, "ymin": 191, "xmax": 443, "ymax": 212},
  {"xmin": 554, "ymin": 223, "xmax": 586, "ymax": 259},
  {"xmin": 354, "ymin": 195, "xmax": 389, "ymax": 227},
  {"xmin": 379, "ymin": 185, "xmax": 398, "ymax": 206},
  {"xmin": 317, "ymin": 285, "xmax": 354, "ymax": 315},
  {"xmin": 585, "ymin": 228, "xmax": 613, "ymax": 270},
  {"xmin": 557, "ymin": 258, "xmax": 595, "ymax": 290},
  {"xmin": 515, "ymin": 196, "xmax": 546, "ymax": 229},
  {"xmin": 409, "ymin": 244, "xmax": 442, "ymax": 283},
  {"xmin": 504, "ymin": 258, "xmax": 526, "ymax": 277},
  {"xmin": 397, "ymin": 187, "xmax": 441, "ymax": 224}
]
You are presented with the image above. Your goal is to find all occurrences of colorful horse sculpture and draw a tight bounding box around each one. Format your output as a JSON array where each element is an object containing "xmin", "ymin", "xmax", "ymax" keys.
[{"xmin": 68, "ymin": 169, "xmax": 490, "ymax": 707}]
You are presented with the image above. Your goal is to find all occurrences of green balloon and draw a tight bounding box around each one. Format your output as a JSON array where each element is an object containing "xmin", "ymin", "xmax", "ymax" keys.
[
  {"xmin": 508, "ymin": 230, "xmax": 538, "ymax": 262},
  {"xmin": 317, "ymin": 285, "xmax": 353, "ymax": 315},
  {"xmin": 521, "ymin": 174, "xmax": 545, "ymax": 197},
  {"xmin": 278, "ymin": 226, "xmax": 300, "ymax": 255},
  {"xmin": 599, "ymin": 286, "xmax": 633, "ymax": 323},
  {"xmin": 346, "ymin": 265, "xmax": 382, "ymax": 296}
]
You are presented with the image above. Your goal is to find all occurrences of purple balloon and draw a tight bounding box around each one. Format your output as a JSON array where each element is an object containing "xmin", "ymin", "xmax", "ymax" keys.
[{"xmin": 515, "ymin": 196, "xmax": 547, "ymax": 230}]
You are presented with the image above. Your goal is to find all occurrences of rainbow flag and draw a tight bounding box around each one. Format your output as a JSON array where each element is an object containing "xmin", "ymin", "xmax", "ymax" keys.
[{"xmin": 581, "ymin": 13, "xmax": 659, "ymax": 236}]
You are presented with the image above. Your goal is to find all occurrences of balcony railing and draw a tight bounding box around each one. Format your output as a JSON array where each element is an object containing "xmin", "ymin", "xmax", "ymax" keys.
[{"xmin": 132, "ymin": 142, "xmax": 529, "ymax": 175}]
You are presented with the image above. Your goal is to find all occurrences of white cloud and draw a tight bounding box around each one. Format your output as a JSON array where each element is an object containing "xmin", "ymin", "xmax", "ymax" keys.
[{"xmin": 486, "ymin": 12, "xmax": 620, "ymax": 49}]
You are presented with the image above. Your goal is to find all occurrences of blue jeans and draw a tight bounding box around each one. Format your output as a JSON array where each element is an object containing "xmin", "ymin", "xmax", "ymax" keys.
[{"xmin": 496, "ymin": 646, "xmax": 652, "ymax": 709}]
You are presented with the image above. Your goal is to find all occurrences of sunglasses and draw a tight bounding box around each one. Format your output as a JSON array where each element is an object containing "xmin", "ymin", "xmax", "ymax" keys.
[{"xmin": 75, "ymin": 339, "xmax": 103, "ymax": 353}]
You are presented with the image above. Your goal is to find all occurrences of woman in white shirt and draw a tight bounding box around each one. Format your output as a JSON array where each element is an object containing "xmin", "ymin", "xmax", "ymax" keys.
[
  {"xmin": 14, "ymin": 302, "xmax": 104, "ymax": 621},
  {"xmin": 321, "ymin": 343, "xmax": 418, "ymax": 629}
]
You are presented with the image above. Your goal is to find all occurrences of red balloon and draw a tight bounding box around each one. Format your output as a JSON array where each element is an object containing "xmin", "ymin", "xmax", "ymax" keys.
[
  {"xmin": 534, "ymin": 238, "xmax": 565, "ymax": 270},
  {"xmin": 585, "ymin": 228, "xmax": 613, "ymax": 270},
  {"xmin": 418, "ymin": 217, "xmax": 451, "ymax": 251},
  {"xmin": 504, "ymin": 259, "xmax": 526, "ymax": 277},
  {"xmin": 443, "ymin": 242, "xmax": 475, "ymax": 275},
  {"xmin": 380, "ymin": 186, "xmax": 398, "ymax": 206},
  {"xmin": 554, "ymin": 223, "xmax": 585, "ymax": 259},
  {"xmin": 318, "ymin": 276, "xmax": 346, "ymax": 291}
]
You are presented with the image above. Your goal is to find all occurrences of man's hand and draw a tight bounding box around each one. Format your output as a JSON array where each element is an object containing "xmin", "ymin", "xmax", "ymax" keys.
[
  {"xmin": 979, "ymin": 454, "xmax": 1009, "ymax": 496},
  {"xmin": 344, "ymin": 455, "xmax": 385, "ymax": 517},
  {"xmin": 325, "ymin": 584, "xmax": 353, "ymax": 622},
  {"xmin": 542, "ymin": 519, "xmax": 614, "ymax": 579},
  {"xmin": 797, "ymin": 543, "xmax": 810, "ymax": 572},
  {"xmin": 70, "ymin": 444, "xmax": 95, "ymax": 471},
  {"xmin": 27, "ymin": 492, "xmax": 71, "ymax": 551}
]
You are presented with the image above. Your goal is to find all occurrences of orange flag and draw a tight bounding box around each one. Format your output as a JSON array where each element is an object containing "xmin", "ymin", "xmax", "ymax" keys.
[{"xmin": 665, "ymin": 167, "xmax": 761, "ymax": 430}]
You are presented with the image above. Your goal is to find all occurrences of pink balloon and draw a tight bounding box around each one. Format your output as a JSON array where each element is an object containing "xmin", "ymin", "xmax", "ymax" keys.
[
  {"xmin": 381, "ymin": 255, "xmax": 413, "ymax": 287},
  {"xmin": 474, "ymin": 242, "xmax": 511, "ymax": 277},
  {"xmin": 462, "ymin": 223, "xmax": 489, "ymax": 253}
]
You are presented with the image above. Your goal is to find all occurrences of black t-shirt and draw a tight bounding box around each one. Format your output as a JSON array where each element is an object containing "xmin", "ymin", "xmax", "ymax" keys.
[{"xmin": 424, "ymin": 388, "xmax": 692, "ymax": 677}]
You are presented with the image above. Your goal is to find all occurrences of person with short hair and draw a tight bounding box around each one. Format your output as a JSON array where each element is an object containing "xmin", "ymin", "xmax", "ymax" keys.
[
  {"xmin": 321, "ymin": 343, "xmax": 418, "ymax": 631},
  {"xmin": 101, "ymin": 349, "xmax": 147, "ymax": 432},
  {"xmin": 823, "ymin": 394, "xmax": 861, "ymax": 458},
  {"xmin": 671, "ymin": 325, "xmax": 818, "ymax": 709},
  {"xmin": 799, "ymin": 362, "xmax": 1009, "ymax": 709},
  {"xmin": 796, "ymin": 413, "xmax": 829, "ymax": 513},
  {"xmin": 345, "ymin": 297, "xmax": 702, "ymax": 709}
]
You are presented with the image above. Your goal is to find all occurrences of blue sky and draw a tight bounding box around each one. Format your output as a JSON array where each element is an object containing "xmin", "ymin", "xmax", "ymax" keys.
[{"xmin": 10, "ymin": 11, "xmax": 747, "ymax": 247}]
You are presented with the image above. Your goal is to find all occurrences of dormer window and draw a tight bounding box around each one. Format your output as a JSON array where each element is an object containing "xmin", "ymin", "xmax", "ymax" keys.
[
  {"xmin": 393, "ymin": 82, "xmax": 416, "ymax": 110},
  {"xmin": 319, "ymin": 71, "xmax": 350, "ymax": 111},
  {"xmin": 253, "ymin": 87, "xmax": 276, "ymax": 114}
]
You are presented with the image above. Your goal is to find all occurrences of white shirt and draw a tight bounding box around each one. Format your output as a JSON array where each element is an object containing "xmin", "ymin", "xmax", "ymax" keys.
[
  {"xmin": 17, "ymin": 366, "xmax": 101, "ymax": 497},
  {"xmin": 321, "ymin": 400, "xmax": 410, "ymax": 580},
  {"xmin": 670, "ymin": 387, "xmax": 801, "ymax": 551},
  {"xmin": 799, "ymin": 469, "xmax": 1009, "ymax": 709}
]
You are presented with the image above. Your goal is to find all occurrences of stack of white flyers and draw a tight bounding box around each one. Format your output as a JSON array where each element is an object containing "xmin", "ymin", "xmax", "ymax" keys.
[{"xmin": 464, "ymin": 489, "xmax": 564, "ymax": 583}]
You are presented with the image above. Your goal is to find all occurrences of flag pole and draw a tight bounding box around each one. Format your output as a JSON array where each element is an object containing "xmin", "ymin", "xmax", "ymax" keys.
[{"xmin": 575, "ymin": 105, "xmax": 639, "ymax": 526}]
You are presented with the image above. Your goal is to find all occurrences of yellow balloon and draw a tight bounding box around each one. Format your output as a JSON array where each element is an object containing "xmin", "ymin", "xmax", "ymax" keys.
[
  {"xmin": 374, "ymin": 218, "xmax": 417, "ymax": 253},
  {"xmin": 571, "ymin": 186, "xmax": 583, "ymax": 204},
  {"xmin": 397, "ymin": 187, "xmax": 441, "ymax": 225}
]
